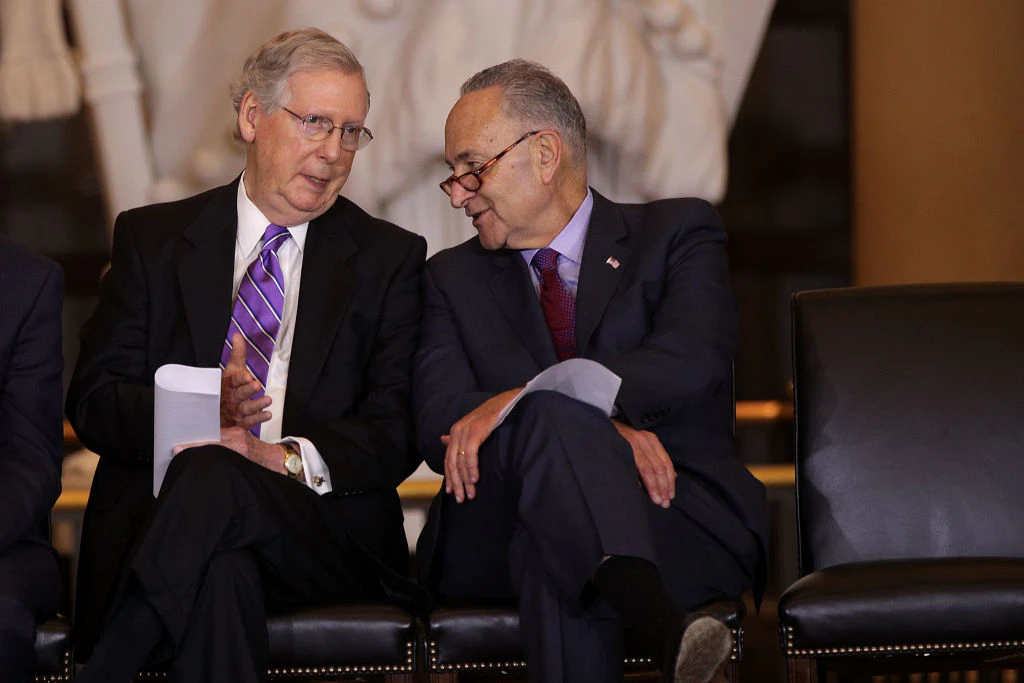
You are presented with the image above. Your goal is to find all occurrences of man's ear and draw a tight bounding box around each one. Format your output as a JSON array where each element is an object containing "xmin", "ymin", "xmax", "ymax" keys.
[
  {"xmin": 535, "ymin": 130, "xmax": 563, "ymax": 185},
  {"xmin": 238, "ymin": 91, "xmax": 260, "ymax": 143}
]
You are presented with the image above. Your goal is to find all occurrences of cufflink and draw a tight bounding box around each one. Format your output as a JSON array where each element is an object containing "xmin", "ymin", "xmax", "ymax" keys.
[{"xmin": 313, "ymin": 476, "xmax": 324, "ymax": 487}]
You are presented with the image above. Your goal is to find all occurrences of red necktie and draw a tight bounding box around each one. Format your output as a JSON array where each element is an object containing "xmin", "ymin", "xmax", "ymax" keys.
[{"xmin": 532, "ymin": 247, "xmax": 577, "ymax": 361}]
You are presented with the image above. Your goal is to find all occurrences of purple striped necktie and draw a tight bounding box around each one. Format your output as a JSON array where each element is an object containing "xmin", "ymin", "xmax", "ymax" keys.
[
  {"xmin": 532, "ymin": 247, "xmax": 577, "ymax": 361},
  {"xmin": 220, "ymin": 223, "xmax": 291, "ymax": 437}
]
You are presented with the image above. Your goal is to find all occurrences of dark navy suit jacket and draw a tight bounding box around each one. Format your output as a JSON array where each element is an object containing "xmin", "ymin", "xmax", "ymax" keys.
[
  {"xmin": 0, "ymin": 237, "xmax": 63, "ymax": 617},
  {"xmin": 413, "ymin": 190, "xmax": 768, "ymax": 599}
]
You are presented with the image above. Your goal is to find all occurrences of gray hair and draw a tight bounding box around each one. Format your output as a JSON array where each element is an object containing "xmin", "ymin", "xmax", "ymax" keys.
[
  {"xmin": 460, "ymin": 59, "xmax": 587, "ymax": 165},
  {"xmin": 231, "ymin": 27, "xmax": 367, "ymax": 138}
]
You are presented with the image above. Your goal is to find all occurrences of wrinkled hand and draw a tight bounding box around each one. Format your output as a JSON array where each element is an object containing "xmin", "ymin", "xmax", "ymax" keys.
[
  {"xmin": 612, "ymin": 421, "xmax": 676, "ymax": 508},
  {"xmin": 220, "ymin": 333, "xmax": 272, "ymax": 429},
  {"xmin": 441, "ymin": 389, "xmax": 521, "ymax": 503},
  {"xmin": 174, "ymin": 427, "xmax": 287, "ymax": 475}
]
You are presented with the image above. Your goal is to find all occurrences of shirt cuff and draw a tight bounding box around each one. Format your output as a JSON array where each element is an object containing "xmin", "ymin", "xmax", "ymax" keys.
[{"xmin": 278, "ymin": 436, "xmax": 333, "ymax": 494}]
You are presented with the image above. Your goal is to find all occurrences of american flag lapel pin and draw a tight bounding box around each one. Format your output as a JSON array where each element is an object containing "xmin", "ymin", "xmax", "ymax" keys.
[{"xmin": 606, "ymin": 256, "xmax": 620, "ymax": 269}]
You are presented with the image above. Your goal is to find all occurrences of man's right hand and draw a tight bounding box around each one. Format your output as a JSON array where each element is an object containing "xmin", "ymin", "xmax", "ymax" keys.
[
  {"xmin": 441, "ymin": 389, "xmax": 521, "ymax": 503},
  {"xmin": 220, "ymin": 333, "xmax": 272, "ymax": 429}
]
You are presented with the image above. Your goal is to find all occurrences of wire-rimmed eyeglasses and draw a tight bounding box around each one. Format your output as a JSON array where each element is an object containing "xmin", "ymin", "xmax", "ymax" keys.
[
  {"xmin": 281, "ymin": 106, "xmax": 373, "ymax": 151},
  {"xmin": 439, "ymin": 130, "xmax": 540, "ymax": 196}
]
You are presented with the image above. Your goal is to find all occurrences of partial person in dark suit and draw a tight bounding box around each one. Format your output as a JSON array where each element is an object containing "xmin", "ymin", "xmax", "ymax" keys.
[
  {"xmin": 68, "ymin": 28, "xmax": 427, "ymax": 683},
  {"xmin": 414, "ymin": 60, "xmax": 769, "ymax": 682},
  {"xmin": 0, "ymin": 237, "xmax": 64, "ymax": 682}
]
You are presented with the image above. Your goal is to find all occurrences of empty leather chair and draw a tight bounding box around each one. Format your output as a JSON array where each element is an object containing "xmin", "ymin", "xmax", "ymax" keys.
[{"xmin": 780, "ymin": 283, "xmax": 1024, "ymax": 681}]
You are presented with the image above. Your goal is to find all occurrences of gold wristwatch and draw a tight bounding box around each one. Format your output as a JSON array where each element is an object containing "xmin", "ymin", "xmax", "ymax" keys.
[{"xmin": 282, "ymin": 441, "xmax": 304, "ymax": 480}]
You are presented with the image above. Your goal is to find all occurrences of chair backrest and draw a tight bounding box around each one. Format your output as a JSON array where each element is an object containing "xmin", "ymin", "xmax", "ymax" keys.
[{"xmin": 792, "ymin": 283, "xmax": 1024, "ymax": 575}]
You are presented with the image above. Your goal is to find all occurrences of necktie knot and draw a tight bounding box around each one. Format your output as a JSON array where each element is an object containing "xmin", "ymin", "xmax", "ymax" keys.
[
  {"xmin": 532, "ymin": 247, "xmax": 560, "ymax": 273},
  {"xmin": 261, "ymin": 224, "xmax": 291, "ymax": 255}
]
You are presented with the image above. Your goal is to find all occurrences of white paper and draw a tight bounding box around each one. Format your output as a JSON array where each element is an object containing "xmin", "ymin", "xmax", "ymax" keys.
[
  {"xmin": 492, "ymin": 358, "xmax": 622, "ymax": 431},
  {"xmin": 153, "ymin": 364, "xmax": 221, "ymax": 496}
]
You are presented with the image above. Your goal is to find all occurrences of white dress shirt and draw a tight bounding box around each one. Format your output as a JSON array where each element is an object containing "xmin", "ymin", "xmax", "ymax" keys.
[{"xmin": 234, "ymin": 173, "xmax": 332, "ymax": 494}]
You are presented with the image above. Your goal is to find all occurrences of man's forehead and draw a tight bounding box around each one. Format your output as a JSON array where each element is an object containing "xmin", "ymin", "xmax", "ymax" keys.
[
  {"xmin": 286, "ymin": 69, "xmax": 368, "ymax": 117},
  {"xmin": 445, "ymin": 89, "xmax": 509, "ymax": 160},
  {"xmin": 288, "ymin": 68, "xmax": 366, "ymax": 96}
]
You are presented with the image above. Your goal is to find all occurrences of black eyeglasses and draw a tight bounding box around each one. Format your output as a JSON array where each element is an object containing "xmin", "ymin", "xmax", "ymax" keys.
[
  {"xmin": 440, "ymin": 131, "xmax": 539, "ymax": 196},
  {"xmin": 280, "ymin": 106, "xmax": 373, "ymax": 151}
]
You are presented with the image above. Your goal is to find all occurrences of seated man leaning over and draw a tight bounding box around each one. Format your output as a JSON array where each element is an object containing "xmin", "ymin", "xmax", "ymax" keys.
[
  {"xmin": 413, "ymin": 59, "xmax": 768, "ymax": 683},
  {"xmin": 68, "ymin": 27, "xmax": 427, "ymax": 683}
]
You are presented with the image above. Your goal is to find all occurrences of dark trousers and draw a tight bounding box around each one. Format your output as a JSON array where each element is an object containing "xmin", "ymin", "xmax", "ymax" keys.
[
  {"xmin": 430, "ymin": 391, "xmax": 749, "ymax": 683},
  {"xmin": 122, "ymin": 446, "xmax": 388, "ymax": 683},
  {"xmin": 0, "ymin": 541, "xmax": 60, "ymax": 683}
]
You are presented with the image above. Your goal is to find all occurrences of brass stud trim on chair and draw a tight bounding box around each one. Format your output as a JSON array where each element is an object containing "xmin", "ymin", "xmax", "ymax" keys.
[
  {"xmin": 426, "ymin": 641, "xmax": 528, "ymax": 673},
  {"xmin": 780, "ymin": 625, "xmax": 1024, "ymax": 658},
  {"xmin": 426, "ymin": 627, "xmax": 744, "ymax": 673},
  {"xmin": 34, "ymin": 650, "xmax": 74, "ymax": 683},
  {"xmin": 135, "ymin": 641, "xmax": 417, "ymax": 679}
]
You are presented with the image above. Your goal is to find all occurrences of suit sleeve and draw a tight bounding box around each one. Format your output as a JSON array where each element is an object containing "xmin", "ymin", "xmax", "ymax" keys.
[
  {"xmin": 65, "ymin": 213, "xmax": 157, "ymax": 466},
  {"xmin": 0, "ymin": 263, "xmax": 64, "ymax": 552},
  {"xmin": 300, "ymin": 234, "xmax": 428, "ymax": 490},
  {"xmin": 602, "ymin": 200, "xmax": 737, "ymax": 431},
  {"xmin": 412, "ymin": 263, "xmax": 500, "ymax": 474}
]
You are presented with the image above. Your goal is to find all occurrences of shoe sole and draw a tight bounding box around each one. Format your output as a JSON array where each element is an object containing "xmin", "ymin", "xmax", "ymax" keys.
[{"xmin": 673, "ymin": 616, "xmax": 733, "ymax": 683}]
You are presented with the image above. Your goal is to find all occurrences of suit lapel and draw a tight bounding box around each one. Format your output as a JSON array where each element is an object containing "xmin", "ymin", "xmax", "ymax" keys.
[
  {"xmin": 175, "ymin": 182, "xmax": 238, "ymax": 366},
  {"xmin": 286, "ymin": 201, "xmax": 360, "ymax": 421},
  {"xmin": 575, "ymin": 190, "xmax": 630, "ymax": 355},
  {"xmin": 488, "ymin": 249, "xmax": 559, "ymax": 368}
]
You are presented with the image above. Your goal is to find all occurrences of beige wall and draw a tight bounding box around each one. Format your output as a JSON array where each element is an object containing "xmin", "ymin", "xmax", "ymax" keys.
[{"xmin": 853, "ymin": 0, "xmax": 1024, "ymax": 285}]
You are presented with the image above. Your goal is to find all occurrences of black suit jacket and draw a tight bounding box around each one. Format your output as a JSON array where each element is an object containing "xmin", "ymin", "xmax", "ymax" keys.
[
  {"xmin": 413, "ymin": 190, "xmax": 768, "ymax": 597},
  {"xmin": 0, "ymin": 237, "xmax": 64, "ymax": 558},
  {"xmin": 66, "ymin": 179, "xmax": 427, "ymax": 652}
]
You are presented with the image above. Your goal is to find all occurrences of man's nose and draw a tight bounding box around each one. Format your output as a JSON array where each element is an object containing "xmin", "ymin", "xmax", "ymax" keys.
[
  {"xmin": 449, "ymin": 181, "xmax": 473, "ymax": 209},
  {"xmin": 318, "ymin": 131, "xmax": 346, "ymax": 162}
]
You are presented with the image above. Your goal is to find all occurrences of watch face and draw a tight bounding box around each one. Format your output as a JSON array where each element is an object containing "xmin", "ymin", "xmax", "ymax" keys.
[{"xmin": 285, "ymin": 453, "xmax": 303, "ymax": 475}]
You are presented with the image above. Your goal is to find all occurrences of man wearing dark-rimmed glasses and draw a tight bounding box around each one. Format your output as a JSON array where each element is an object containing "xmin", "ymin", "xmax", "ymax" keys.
[
  {"xmin": 70, "ymin": 27, "xmax": 427, "ymax": 683},
  {"xmin": 414, "ymin": 59, "xmax": 768, "ymax": 682}
]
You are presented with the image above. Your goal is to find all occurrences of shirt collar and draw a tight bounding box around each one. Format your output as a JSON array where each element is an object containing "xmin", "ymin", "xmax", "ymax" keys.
[
  {"xmin": 521, "ymin": 187, "xmax": 593, "ymax": 267},
  {"xmin": 236, "ymin": 170, "xmax": 309, "ymax": 257}
]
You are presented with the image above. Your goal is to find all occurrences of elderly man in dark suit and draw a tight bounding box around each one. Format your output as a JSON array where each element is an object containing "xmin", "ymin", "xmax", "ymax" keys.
[
  {"xmin": 0, "ymin": 238, "xmax": 64, "ymax": 682},
  {"xmin": 413, "ymin": 60, "xmax": 769, "ymax": 682},
  {"xmin": 68, "ymin": 28, "xmax": 426, "ymax": 683}
]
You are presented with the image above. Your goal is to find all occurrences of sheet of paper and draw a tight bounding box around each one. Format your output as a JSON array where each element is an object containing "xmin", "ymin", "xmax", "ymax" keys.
[
  {"xmin": 492, "ymin": 358, "xmax": 622, "ymax": 431},
  {"xmin": 153, "ymin": 364, "xmax": 221, "ymax": 496}
]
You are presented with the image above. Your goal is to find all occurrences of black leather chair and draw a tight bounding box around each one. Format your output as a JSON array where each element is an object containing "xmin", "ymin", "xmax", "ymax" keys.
[
  {"xmin": 423, "ymin": 597, "xmax": 746, "ymax": 681},
  {"xmin": 779, "ymin": 283, "xmax": 1024, "ymax": 681},
  {"xmin": 34, "ymin": 514, "xmax": 72, "ymax": 682},
  {"xmin": 136, "ymin": 604, "xmax": 418, "ymax": 681},
  {"xmin": 34, "ymin": 615, "xmax": 73, "ymax": 682}
]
